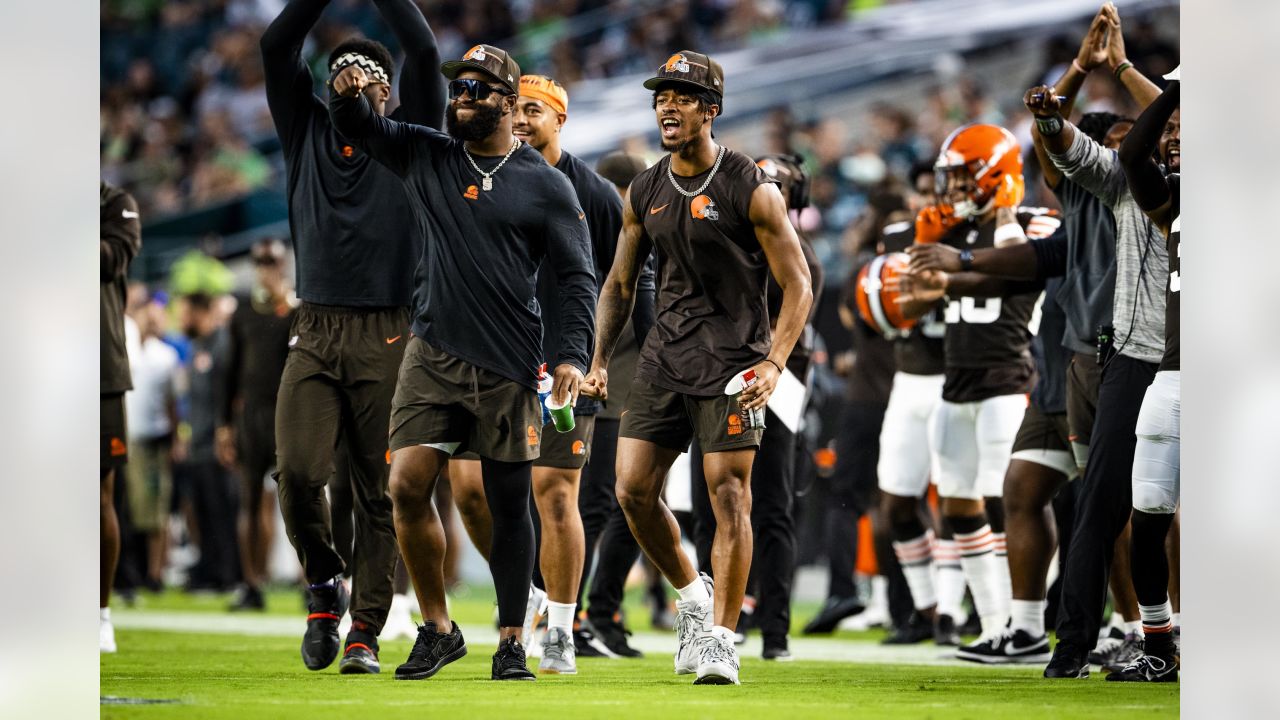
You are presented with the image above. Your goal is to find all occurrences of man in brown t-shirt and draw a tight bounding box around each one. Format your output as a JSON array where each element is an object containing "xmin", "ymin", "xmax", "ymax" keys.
[{"xmin": 581, "ymin": 51, "xmax": 812, "ymax": 686}]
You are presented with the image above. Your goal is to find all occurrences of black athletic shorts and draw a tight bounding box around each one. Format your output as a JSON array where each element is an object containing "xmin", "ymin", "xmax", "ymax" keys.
[
  {"xmin": 619, "ymin": 376, "xmax": 763, "ymax": 453},
  {"xmin": 455, "ymin": 414, "xmax": 595, "ymax": 469},
  {"xmin": 101, "ymin": 393, "xmax": 128, "ymax": 471},
  {"xmin": 390, "ymin": 337, "xmax": 543, "ymax": 462}
]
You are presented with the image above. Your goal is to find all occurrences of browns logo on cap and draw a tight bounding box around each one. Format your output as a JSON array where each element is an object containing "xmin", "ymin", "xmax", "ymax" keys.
[
  {"xmin": 441, "ymin": 44, "xmax": 521, "ymax": 96},
  {"xmin": 643, "ymin": 49, "xmax": 724, "ymax": 100}
]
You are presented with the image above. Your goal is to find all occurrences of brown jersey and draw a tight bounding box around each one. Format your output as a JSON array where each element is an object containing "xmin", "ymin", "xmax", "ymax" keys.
[
  {"xmin": 630, "ymin": 148, "xmax": 774, "ymax": 395},
  {"xmin": 939, "ymin": 207, "xmax": 1061, "ymax": 403},
  {"xmin": 1161, "ymin": 174, "xmax": 1179, "ymax": 372},
  {"xmin": 882, "ymin": 220, "xmax": 946, "ymax": 376}
]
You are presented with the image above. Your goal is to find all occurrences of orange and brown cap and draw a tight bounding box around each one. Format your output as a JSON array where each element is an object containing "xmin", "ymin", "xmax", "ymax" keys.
[{"xmin": 643, "ymin": 50, "xmax": 724, "ymax": 98}]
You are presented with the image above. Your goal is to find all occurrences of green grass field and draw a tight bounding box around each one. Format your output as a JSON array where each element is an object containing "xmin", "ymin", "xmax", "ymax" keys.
[{"xmin": 101, "ymin": 588, "xmax": 1178, "ymax": 719}]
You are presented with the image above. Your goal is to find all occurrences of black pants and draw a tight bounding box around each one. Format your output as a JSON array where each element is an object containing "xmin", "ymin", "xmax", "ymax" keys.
[
  {"xmin": 1054, "ymin": 354, "xmax": 1157, "ymax": 653},
  {"xmin": 690, "ymin": 408, "xmax": 796, "ymax": 645},
  {"xmin": 182, "ymin": 459, "xmax": 241, "ymax": 589},
  {"xmin": 577, "ymin": 418, "xmax": 643, "ymax": 620}
]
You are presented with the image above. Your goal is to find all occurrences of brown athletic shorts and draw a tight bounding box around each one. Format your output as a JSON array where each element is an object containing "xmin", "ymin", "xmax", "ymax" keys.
[
  {"xmin": 619, "ymin": 376, "xmax": 763, "ymax": 453},
  {"xmin": 101, "ymin": 393, "xmax": 128, "ymax": 471},
  {"xmin": 1010, "ymin": 404, "xmax": 1077, "ymax": 479},
  {"xmin": 1065, "ymin": 352, "xmax": 1102, "ymax": 470},
  {"xmin": 390, "ymin": 337, "xmax": 543, "ymax": 462},
  {"xmin": 456, "ymin": 414, "xmax": 595, "ymax": 469}
]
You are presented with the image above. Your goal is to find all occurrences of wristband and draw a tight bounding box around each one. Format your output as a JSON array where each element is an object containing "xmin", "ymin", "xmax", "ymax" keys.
[
  {"xmin": 1035, "ymin": 114, "xmax": 1064, "ymax": 137},
  {"xmin": 1114, "ymin": 61, "xmax": 1133, "ymax": 80},
  {"xmin": 765, "ymin": 358, "xmax": 783, "ymax": 374},
  {"xmin": 1072, "ymin": 59, "xmax": 1087, "ymax": 74},
  {"xmin": 959, "ymin": 249, "xmax": 974, "ymax": 272}
]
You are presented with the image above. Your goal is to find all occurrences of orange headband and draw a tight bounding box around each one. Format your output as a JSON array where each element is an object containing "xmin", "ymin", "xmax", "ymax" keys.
[{"xmin": 519, "ymin": 75, "xmax": 568, "ymax": 114}]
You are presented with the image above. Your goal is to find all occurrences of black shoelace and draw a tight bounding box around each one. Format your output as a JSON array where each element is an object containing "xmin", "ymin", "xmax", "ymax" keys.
[
  {"xmin": 497, "ymin": 639, "xmax": 527, "ymax": 673},
  {"xmin": 408, "ymin": 626, "xmax": 443, "ymax": 662}
]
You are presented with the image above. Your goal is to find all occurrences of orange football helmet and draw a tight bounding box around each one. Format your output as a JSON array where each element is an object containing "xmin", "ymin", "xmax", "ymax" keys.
[
  {"xmin": 855, "ymin": 253, "xmax": 917, "ymax": 337},
  {"xmin": 934, "ymin": 124, "xmax": 1024, "ymax": 219}
]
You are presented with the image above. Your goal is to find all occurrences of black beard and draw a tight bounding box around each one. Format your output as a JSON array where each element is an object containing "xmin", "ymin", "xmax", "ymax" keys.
[{"xmin": 447, "ymin": 102, "xmax": 504, "ymax": 141}]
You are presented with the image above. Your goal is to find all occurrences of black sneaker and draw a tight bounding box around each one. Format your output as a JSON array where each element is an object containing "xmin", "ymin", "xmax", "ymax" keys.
[
  {"xmin": 934, "ymin": 614, "xmax": 961, "ymax": 646},
  {"xmin": 229, "ymin": 585, "xmax": 265, "ymax": 612},
  {"xmin": 1043, "ymin": 644, "xmax": 1090, "ymax": 679},
  {"xmin": 574, "ymin": 621, "xmax": 617, "ymax": 658},
  {"xmin": 882, "ymin": 611, "xmax": 933, "ymax": 645},
  {"xmin": 394, "ymin": 621, "xmax": 468, "ymax": 680},
  {"xmin": 301, "ymin": 577, "xmax": 349, "ymax": 671},
  {"xmin": 590, "ymin": 617, "xmax": 643, "ymax": 658},
  {"xmin": 762, "ymin": 639, "xmax": 793, "ymax": 661},
  {"xmin": 802, "ymin": 596, "xmax": 865, "ymax": 635},
  {"xmin": 956, "ymin": 628, "xmax": 1051, "ymax": 664},
  {"xmin": 492, "ymin": 636, "xmax": 536, "ymax": 681},
  {"xmin": 959, "ymin": 611, "xmax": 982, "ymax": 638},
  {"xmin": 1106, "ymin": 653, "xmax": 1178, "ymax": 683},
  {"xmin": 339, "ymin": 629, "xmax": 381, "ymax": 674},
  {"xmin": 1088, "ymin": 626, "xmax": 1126, "ymax": 666},
  {"xmin": 1102, "ymin": 632, "xmax": 1144, "ymax": 673}
]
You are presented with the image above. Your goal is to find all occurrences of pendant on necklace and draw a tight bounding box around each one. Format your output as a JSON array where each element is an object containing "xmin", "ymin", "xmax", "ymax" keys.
[{"xmin": 482, "ymin": 177, "xmax": 493, "ymax": 191}]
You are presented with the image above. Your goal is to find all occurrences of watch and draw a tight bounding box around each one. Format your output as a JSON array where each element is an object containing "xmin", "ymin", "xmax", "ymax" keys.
[{"xmin": 959, "ymin": 249, "xmax": 974, "ymax": 272}]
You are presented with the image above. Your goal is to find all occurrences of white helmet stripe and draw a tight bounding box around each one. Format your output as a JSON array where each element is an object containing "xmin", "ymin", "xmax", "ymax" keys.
[{"xmin": 865, "ymin": 255, "xmax": 893, "ymax": 335}]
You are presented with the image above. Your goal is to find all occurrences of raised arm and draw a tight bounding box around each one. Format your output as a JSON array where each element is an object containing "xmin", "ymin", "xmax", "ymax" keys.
[
  {"xmin": 1119, "ymin": 80, "xmax": 1179, "ymax": 233},
  {"xmin": 260, "ymin": 0, "xmax": 330, "ymax": 150},
  {"xmin": 908, "ymin": 233, "xmax": 1068, "ymax": 281},
  {"xmin": 101, "ymin": 188, "xmax": 141, "ymax": 283},
  {"xmin": 739, "ymin": 181, "xmax": 814, "ymax": 413},
  {"xmin": 328, "ymin": 64, "xmax": 427, "ymax": 177},
  {"xmin": 372, "ymin": 0, "xmax": 445, "ymax": 128},
  {"xmin": 580, "ymin": 198, "xmax": 653, "ymax": 400},
  {"xmin": 1105, "ymin": 4, "xmax": 1162, "ymax": 110}
]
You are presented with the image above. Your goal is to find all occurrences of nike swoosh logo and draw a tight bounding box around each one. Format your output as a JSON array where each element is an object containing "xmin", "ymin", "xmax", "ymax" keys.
[
  {"xmin": 650, "ymin": 203, "xmax": 669, "ymax": 215},
  {"xmin": 1009, "ymin": 641, "xmax": 1047, "ymax": 654},
  {"xmin": 122, "ymin": 209, "xmax": 139, "ymax": 219},
  {"xmin": 386, "ymin": 336, "xmax": 401, "ymax": 344}
]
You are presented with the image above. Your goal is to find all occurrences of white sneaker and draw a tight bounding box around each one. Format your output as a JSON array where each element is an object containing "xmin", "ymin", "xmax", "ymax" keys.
[
  {"xmin": 100, "ymin": 617, "xmax": 117, "ymax": 653},
  {"xmin": 538, "ymin": 627, "xmax": 578, "ymax": 675},
  {"xmin": 694, "ymin": 630, "xmax": 740, "ymax": 685},
  {"xmin": 674, "ymin": 573, "xmax": 714, "ymax": 675},
  {"xmin": 522, "ymin": 585, "xmax": 548, "ymax": 657},
  {"xmin": 382, "ymin": 594, "xmax": 417, "ymax": 641}
]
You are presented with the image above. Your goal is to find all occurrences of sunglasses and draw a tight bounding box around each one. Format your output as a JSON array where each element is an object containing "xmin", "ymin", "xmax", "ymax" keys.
[{"xmin": 448, "ymin": 78, "xmax": 513, "ymax": 101}]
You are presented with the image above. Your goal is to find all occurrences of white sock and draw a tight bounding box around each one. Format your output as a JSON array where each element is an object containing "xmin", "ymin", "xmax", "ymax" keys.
[
  {"xmin": 991, "ymin": 532, "xmax": 1012, "ymax": 619},
  {"xmin": 1172, "ymin": 612, "xmax": 1180, "ymax": 629},
  {"xmin": 676, "ymin": 576, "xmax": 710, "ymax": 605},
  {"xmin": 1139, "ymin": 600, "xmax": 1174, "ymax": 635},
  {"xmin": 955, "ymin": 525, "xmax": 1007, "ymax": 635},
  {"xmin": 893, "ymin": 531, "xmax": 937, "ymax": 610},
  {"xmin": 1010, "ymin": 599, "xmax": 1045, "ymax": 636},
  {"xmin": 1124, "ymin": 619, "xmax": 1144, "ymax": 637},
  {"xmin": 933, "ymin": 539, "xmax": 967, "ymax": 620},
  {"xmin": 100, "ymin": 607, "xmax": 111, "ymax": 622},
  {"xmin": 546, "ymin": 601, "xmax": 576, "ymax": 633},
  {"xmin": 868, "ymin": 575, "xmax": 889, "ymax": 611}
]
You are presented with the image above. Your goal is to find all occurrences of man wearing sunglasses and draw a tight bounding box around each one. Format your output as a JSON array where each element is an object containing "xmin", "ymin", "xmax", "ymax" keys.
[
  {"xmin": 329, "ymin": 44, "xmax": 597, "ymax": 682},
  {"xmin": 580, "ymin": 51, "xmax": 813, "ymax": 686},
  {"xmin": 260, "ymin": 0, "xmax": 445, "ymax": 676}
]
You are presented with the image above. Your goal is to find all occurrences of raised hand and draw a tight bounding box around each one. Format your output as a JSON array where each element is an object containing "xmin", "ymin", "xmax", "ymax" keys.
[
  {"xmin": 914, "ymin": 204, "xmax": 963, "ymax": 245},
  {"xmin": 1024, "ymin": 85, "xmax": 1064, "ymax": 117},
  {"xmin": 1076, "ymin": 5, "xmax": 1111, "ymax": 71},
  {"xmin": 332, "ymin": 64, "xmax": 369, "ymax": 97}
]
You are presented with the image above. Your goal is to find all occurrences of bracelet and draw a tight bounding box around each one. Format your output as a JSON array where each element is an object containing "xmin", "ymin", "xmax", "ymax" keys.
[
  {"xmin": 765, "ymin": 358, "xmax": 784, "ymax": 374},
  {"xmin": 1114, "ymin": 61, "xmax": 1133, "ymax": 80},
  {"xmin": 1072, "ymin": 59, "xmax": 1087, "ymax": 74},
  {"xmin": 959, "ymin": 249, "xmax": 974, "ymax": 272},
  {"xmin": 1035, "ymin": 114, "xmax": 1064, "ymax": 137}
]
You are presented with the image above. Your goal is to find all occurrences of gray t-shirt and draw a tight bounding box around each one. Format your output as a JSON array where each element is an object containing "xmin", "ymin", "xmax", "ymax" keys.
[{"xmin": 1049, "ymin": 131, "xmax": 1167, "ymax": 363}]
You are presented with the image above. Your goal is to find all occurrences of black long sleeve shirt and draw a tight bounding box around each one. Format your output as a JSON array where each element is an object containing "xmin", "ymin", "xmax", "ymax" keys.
[
  {"xmin": 328, "ymin": 92, "xmax": 597, "ymax": 389},
  {"xmin": 260, "ymin": 0, "xmax": 443, "ymax": 308}
]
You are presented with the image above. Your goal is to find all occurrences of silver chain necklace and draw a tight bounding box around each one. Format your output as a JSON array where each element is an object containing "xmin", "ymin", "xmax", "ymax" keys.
[
  {"xmin": 464, "ymin": 137, "xmax": 521, "ymax": 191},
  {"xmin": 666, "ymin": 145, "xmax": 726, "ymax": 197}
]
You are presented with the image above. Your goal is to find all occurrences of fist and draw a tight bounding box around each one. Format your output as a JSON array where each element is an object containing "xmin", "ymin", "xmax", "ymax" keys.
[
  {"xmin": 580, "ymin": 366, "xmax": 608, "ymax": 400},
  {"xmin": 333, "ymin": 64, "xmax": 369, "ymax": 98},
  {"xmin": 914, "ymin": 204, "xmax": 962, "ymax": 245},
  {"xmin": 1023, "ymin": 85, "xmax": 1062, "ymax": 118},
  {"xmin": 993, "ymin": 173, "xmax": 1025, "ymax": 209}
]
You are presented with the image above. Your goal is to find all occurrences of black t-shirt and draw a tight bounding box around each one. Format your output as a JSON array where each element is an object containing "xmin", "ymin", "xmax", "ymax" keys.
[
  {"xmin": 629, "ymin": 148, "xmax": 775, "ymax": 395},
  {"xmin": 223, "ymin": 291, "xmax": 296, "ymax": 423},
  {"xmin": 880, "ymin": 220, "xmax": 946, "ymax": 376},
  {"xmin": 1161, "ymin": 174, "xmax": 1180, "ymax": 372},
  {"xmin": 328, "ymin": 94, "xmax": 597, "ymax": 390},
  {"xmin": 1051, "ymin": 176, "xmax": 1118, "ymax": 355},
  {"xmin": 1031, "ymin": 276, "xmax": 1072, "ymax": 414},
  {"xmin": 939, "ymin": 208, "xmax": 1055, "ymax": 403},
  {"xmin": 101, "ymin": 181, "xmax": 141, "ymax": 394},
  {"xmin": 262, "ymin": 0, "xmax": 444, "ymax": 308}
]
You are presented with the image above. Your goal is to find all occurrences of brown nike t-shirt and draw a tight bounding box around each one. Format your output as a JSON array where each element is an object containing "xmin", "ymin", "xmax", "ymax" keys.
[{"xmin": 629, "ymin": 147, "xmax": 774, "ymax": 395}]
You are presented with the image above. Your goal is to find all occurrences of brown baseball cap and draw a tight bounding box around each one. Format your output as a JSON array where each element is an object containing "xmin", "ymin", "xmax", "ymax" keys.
[
  {"xmin": 441, "ymin": 44, "xmax": 521, "ymax": 96},
  {"xmin": 643, "ymin": 51, "xmax": 724, "ymax": 97}
]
